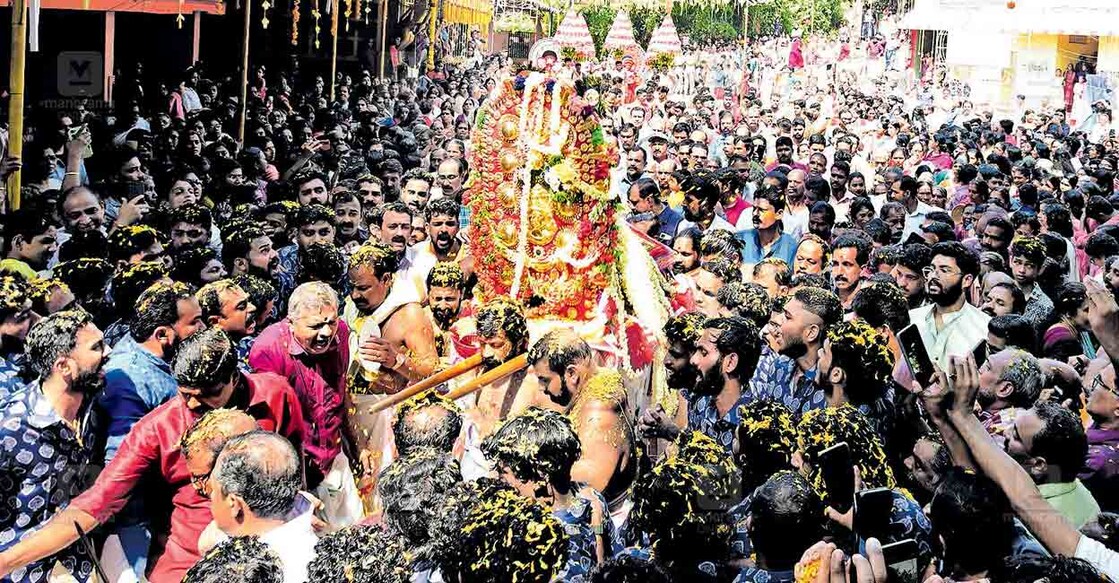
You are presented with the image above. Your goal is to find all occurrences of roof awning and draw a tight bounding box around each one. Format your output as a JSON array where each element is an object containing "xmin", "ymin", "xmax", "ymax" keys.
[
  {"xmin": 899, "ymin": 0, "xmax": 1119, "ymax": 36},
  {"xmin": 0, "ymin": 0, "xmax": 223, "ymax": 14}
]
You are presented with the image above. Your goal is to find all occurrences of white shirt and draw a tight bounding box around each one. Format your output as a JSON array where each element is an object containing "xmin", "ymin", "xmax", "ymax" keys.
[
  {"xmin": 1076, "ymin": 535, "xmax": 1119, "ymax": 581},
  {"xmin": 908, "ymin": 302, "xmax": 991, "ymax": 371},
  {"xmin": 901, "ymin": 201, "xmax": 943, "ymax": 241},
  {"xmin": 260, "ymin": 494, "xmax": 319, "ymax": 583}
]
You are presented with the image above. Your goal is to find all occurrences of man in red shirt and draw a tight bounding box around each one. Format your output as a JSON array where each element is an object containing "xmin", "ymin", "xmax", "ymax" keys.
[{"xmin": 0, "ymin": 328, "xmax": 305, "ymax": 582}]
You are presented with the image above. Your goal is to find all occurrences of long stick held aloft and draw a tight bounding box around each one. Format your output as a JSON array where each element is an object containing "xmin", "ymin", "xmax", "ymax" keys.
[
  {"xmin": 367, "ymin": 353, "xmax": 483, "ymax": 414},
  {"xmin": 443, "ymin": 353, "xmax": 528, "ymax": 401}
]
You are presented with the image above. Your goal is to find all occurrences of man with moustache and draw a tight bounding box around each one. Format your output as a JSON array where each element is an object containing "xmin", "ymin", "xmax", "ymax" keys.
[
  {"xmin": 749, "ymin": 287, "xmax": 843, "ymax": 417},
  {"xmin": 339, "ymin": 242, "xmax": 437, "ymax": 490},
  {"xmin": 197, "ymin": 279, "xmax": 258, "ymax": 371},
  {"xmin": 0, "ymin": 311, "xmax": 109, "ymax": 582},
  {"xmin": 830, "ymin": 235, "xmax": 870, "ymax": 310},
  {"xmin": 685, "ymin": 316, "xmax": 763, "ymax": 453},
  {"xmin": 375, "ymin": 201, "xmax": 436, "ymax": 300},
  {"xmin": 460, "ymin": 298, "xmax": 534, "ymax": 479},
  {"xmin": 739, "ymin": 186, "xmax": 798, "ymax": 271},
  {"xmin": 782, "ymin": 168, "xmax": 810, "ymax": 239},
  {"xmin": 425, "ymin": 262, "xmax": 468, "ymax": 364},
  {"xmin": 332, "ymin": 191, "xmax": 366, "ymax": 253},
  {"xmin": 223, "ymin": 223, "xmax": 280, "ymax": 281},
  {"xmin": 251, "ymin": 282, "xmax": 364, "ymax": 524},
  {"xmin": 0, "ymin": 329, "xmax": 305, "ymax": 582},
  {"xmin": 637, "ymin": 311, "xmax": 705, "ymax": 441},
  {"xmin": 908, "ymin": 241, "xmax": 990, "ymax": 371},
  {"xmin": 525, "ymin": 330, "xmax": 637, "ymax": 532}
]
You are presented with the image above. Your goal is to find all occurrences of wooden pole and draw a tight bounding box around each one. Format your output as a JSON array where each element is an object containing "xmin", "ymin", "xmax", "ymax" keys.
[
  {"xmin": 377, "ymin": 0, "xmax": 387, "ymax": 78},
  {"xmin": 329, "ymin": 0, "xmax": 339, "ymax": 101},
  {"xmin": 366, "ymin": 354, "xmax": 483, "ymax": 414},
  {"xmin": 443, "ymin": 353, "xmax": 528, "ymax": 400},
  {"xmin": 6, "ymin": 0, "xmax": 27, "ymax": 210},
  {"xmin": 104, "ymin": 12, "xmax": 115, "ymax": 104},
  {"xmin": 192, "ymin": 11, "xmax": 201, "ymax": 65},
  {"xmin": 237, "ymin": 0, "xmax": 251, "ymax": 143}
]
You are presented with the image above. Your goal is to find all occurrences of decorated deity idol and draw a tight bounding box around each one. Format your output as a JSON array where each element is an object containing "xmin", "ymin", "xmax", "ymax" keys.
[{"xmin": 465, "ymin": 38, "xmax": 673, "ymax": 414}]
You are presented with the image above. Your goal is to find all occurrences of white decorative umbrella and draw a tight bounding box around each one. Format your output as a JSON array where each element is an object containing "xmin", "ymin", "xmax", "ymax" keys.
[
  {"xmin": 603, "ymin": 9, "xmax": 641, "ymax": 55},
  {"xmin": 554, "ymin": 8, "xmax": 596, "ymax": 59},
  {"xmin": 646, "ymin": 14, "xmax": 682, "ymax": 55}
]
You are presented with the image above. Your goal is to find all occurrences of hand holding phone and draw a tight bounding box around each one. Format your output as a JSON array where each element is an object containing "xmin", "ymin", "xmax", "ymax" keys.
[
  {"xmin": 897, "ymin": 323, "xmax": 936, "ymax": 388},
  {"xmin": 819, "ymin": 441, "xmax": 855, "ymax": 513}
]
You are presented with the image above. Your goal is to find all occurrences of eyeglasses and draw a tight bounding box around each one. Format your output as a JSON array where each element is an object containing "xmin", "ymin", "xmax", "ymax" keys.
[
  {"xmin": 922, "ymin": 265, "xmax": 961, "ymax": 278},
  {"xmin": 1092, "ymin": 374, "xmax": 1119, "ymax": 399},
  {"xmin": 191, "ymin": 471, "xmax": 212, "ymax": 496}
]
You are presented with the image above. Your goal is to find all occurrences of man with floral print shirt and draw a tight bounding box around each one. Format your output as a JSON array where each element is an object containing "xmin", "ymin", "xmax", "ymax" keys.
[
  {"xmin": 0, "ymin": 276, "xmax": 35, "ymax": 399},
  {"xmin": 685, "ymin": 316, "xmax": 763, "ymax": 453},
  {"xmin": 0, "ymin": 311, "xmax": 109, "ymax": 582}
]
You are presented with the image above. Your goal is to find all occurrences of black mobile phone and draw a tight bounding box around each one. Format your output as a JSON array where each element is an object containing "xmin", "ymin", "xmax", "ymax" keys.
[
  {"xmin": 853, "ymin": 487, "xmax": 894, "ymax": 541},
  {"xmin": 904, "ymin": 231, "xmax": 927, "ymax": 246},
  {"xmin": 971, "ymin": 339, "xmax": 988, "ymax": 370},
  {"xmin": 897, "ymin": 323, "xmax": 936, "ymax": 387},
  {"xmin": 819, "ymin": 441, "xmax": 855, "ymax": 513},
  {"xmin": 880, "ymin": 538, "xmax": 920, "ymax": 583}
]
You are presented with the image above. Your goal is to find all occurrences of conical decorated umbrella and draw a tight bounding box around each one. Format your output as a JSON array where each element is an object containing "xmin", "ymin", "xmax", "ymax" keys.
[
  {"xmin": 646, "ymin": 13, "xmax": 682, "ymax": 56},
  {"xmin": 603, "ymin": 9, "xmax": 642, "ymax": 57},
  {"xmin": 554, "ymin": 8, "xmax": 596, "ymax": 60}
]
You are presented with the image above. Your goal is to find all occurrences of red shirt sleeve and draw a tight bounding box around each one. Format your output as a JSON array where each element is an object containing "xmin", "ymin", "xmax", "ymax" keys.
[{"xmin": 71, "ymin": 409, "xmax": 165, "ymax": 523}]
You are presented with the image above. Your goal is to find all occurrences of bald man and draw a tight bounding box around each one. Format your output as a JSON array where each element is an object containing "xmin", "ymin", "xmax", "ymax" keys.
[{"xmin": 783, "ymin": 169, "xmax": 810, "ymax": 239}]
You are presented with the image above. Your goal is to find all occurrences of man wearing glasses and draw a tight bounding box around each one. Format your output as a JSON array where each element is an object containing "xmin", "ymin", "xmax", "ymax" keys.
[
  {"xmin": 909, "ymin": 241, "xmax": 990, "ymax": 371},
  {"xmin": 1084, "ymin": 359, "xmax": 1119, "ymax": 512}
]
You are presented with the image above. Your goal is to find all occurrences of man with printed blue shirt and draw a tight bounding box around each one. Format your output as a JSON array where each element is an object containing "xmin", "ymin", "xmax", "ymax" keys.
[
  {"xmin": 749, "ymin": 287, "xmax": 842, "ymax": 417},
  {"xmin": 0, "ymin": 277, "xmax": 35, "ymax": 400},
  {"xmin": 0, "ymin": 310, "xmax": 109, "ymax": 583},
  {"xmin": 685, "ymin": 316, "xmax": 763, "ymax": 453}
]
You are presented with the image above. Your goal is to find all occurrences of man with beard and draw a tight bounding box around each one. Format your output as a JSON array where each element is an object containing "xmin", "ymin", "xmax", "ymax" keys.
[
  {"xmin": 0, "ymin": 277, "xmax": 34, "ymax": 397},
  {"xmin": 0, "ymin": 329, "xmax": 304, "ymax": 582},
  {"xmin": 223, "ymin": 223, "xmax": 280, "ymax": 281},
  {"xmin": 332, "ymin": 191, "xmax": 366, "ymax": 253},
  {"xmin": 981, "ymin": 281, "xmax": 1026, "ymax": 318},
  {"xmin": 422, "ymin": 197, "xmax": 466, "ymax": 264},
  {"xmin": 684, "ymin": 316, "xmax": 763, "ymax": 453},
  {"xmin": 274, "ymin": 204, "xmax": 336, "ymax": 311},
  {"xmin": 908, "ymin": 241, "xmax": 990, "ymax": 370},
  {"xmin": 293, "ymin": 171, "xmax": 331, "ymax": 206},
  {"xmin": 891, "ymin": 243, "xmax": 931, "ymax": 308},
  {"xmin": 460, "ymin": 298, "xmax": 534, "ymax": 479},
  {"xmin": 97, "ymin": 281, "xmax": 204, "ymax": 578},
  {"xmin": 830, "ymin": 235, "xmax": 870, "ymax": 310},
  {"xmin": 782, "ymin": 169, "xmax": 810, "ymax": 239},
  {"xmin": 637, "ymin": 311, "xmax": 705, "ymax": 442},
  {"xmin": 525, "ymin": 331, "xmax": 636, "ymax": 532},
  {"xmin": 980, "ymin": 216, "xmax": 1014, "ymax": 258},
  {"xmin": 680, "ymin": 172, "xmax": 735, "ymax": 233},
  {"xmin": 749, "ymin": 287, "xmax": 843, "ymax": 417},
  {"xmin": 0, "ymin": 311, "xmax": 109, "ymax": 582},
  {"xmin": 340, "ymin": 242, "xmax": 437, "ymax": 488},
  {"xmin": 426, "ymin": 262, "xmax": 467, "ymax": 363},
  {"xmin": 400, "ymin": 169, "xmax": 434, "ymax": 214}
]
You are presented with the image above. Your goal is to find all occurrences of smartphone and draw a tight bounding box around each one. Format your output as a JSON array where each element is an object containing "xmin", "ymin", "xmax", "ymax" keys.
[
  {"xmin": 971, "ymin": 339, "xmax": 988, "ymax": 370},
  {"xmin": 897, "ymin": 323, "xmax": 936, "ymax": 387},
  {"xmin": 819, "ymin": 441, "xmax": 855, "ymax": 513},
  {"xmin": 880, "ymin": 538, "xmax": 920, "ymax": 583},
  {"xmin": 904, "ymin": 231, "xmax": 926, "ymax": 246},
  {"xmin": 853, "ymin": 487, "xmax": 894, "ymax": 540}
]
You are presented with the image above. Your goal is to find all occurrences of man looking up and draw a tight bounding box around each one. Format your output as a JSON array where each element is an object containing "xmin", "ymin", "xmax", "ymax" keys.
[{"xmin": 0, "ymin": 329, "xmax": 305, "ymax": 582}]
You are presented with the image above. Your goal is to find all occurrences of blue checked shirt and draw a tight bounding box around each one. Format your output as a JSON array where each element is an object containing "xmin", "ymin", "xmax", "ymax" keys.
[
  {"xmin": 747, "ymin": 347, "xmax": 825, "ymax": 418},
  {"xmin": 0, "ymin": 382, "xmax": 99, "ymax": 582}
]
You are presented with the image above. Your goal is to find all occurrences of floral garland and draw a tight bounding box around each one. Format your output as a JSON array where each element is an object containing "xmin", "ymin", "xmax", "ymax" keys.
[{"xmin": 291, "ymin": 0, "xmax": 300, "ymax": 45}]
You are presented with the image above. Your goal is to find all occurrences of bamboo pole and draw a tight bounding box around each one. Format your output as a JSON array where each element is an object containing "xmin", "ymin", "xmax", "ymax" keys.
[
  {"xmin": 329, "ymin": 0, "xmax": 339, "ymax": 101},
  {"xmin": 6, "ymin": 0, "xmax": 27, "ymax": 210},
  {"xmin": 443, "ymin": 353, "xmax": 528, "ymax": 401},
  {"xmin": 237, "ymin": 0, "xmax": 251, "ymax": 143},
  {"xmin": 377, "ymin": 0, "xmax": 387, "ymax": 78},
  {"xmin": 367, "ymin": 353, "xmax": 484, "ymax": 414}
]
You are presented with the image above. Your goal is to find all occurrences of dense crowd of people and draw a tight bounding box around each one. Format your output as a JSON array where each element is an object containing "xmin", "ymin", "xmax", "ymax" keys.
[{"xmin": 0, "ymin": 16, "xmax": 1118, "ymax": 583}]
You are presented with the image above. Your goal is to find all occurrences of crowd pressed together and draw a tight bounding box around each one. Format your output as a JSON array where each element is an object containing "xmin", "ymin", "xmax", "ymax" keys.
[{"xmin": 0, "ymin": 19, "xmax": 1119, "ymax": 583}]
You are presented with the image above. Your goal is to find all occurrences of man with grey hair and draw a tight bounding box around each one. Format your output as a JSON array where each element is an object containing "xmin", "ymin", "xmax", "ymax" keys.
[
  {"xmin": 250, "ymin": 281, "xmax": 363, "ymax": 526},
  {"xmin": 976, "ymin": 348, "xmax": 1044, "ymax": 417},
  {"xmin": 207, "ymin": 430, "xmax": 317, "ymax": 583}
]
